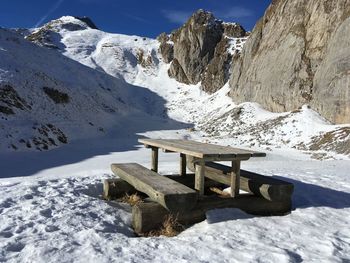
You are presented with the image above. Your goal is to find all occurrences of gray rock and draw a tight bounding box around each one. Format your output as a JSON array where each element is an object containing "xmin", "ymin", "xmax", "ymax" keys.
[
  {"xmin": 157, "ymin": 33, "xmax": 174, "ymax": 63},
  {"xmin": 202, "ymin": 23, "xmax": 247, "ymax": 93},
  {"xmin": 158, "ymin": 10, "xmax": 247, "ymax": 93},
  {"xmin": 168, "ymin": 10, "xmax": 223, "ymax": 84},
  {"xmin": 168, "ymin": 58, "xmax": 190, "ymax": 84},
  {"xmin": 229, "ymin": 0, "xmax": 350, "ymax": 124},
  {"xmin": 201, "ymin": 38, "xmax": 232, "ymax": 93},
  {"xmin": 222, "ymin": 23, "xmax": 246, "ymax": 38}
]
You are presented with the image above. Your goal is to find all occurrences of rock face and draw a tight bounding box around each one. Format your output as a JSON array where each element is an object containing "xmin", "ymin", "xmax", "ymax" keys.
[
  {"xmin": 202, "ymin": 23, "xmax": 247, "ymax": 93},
  {"xmin": 159, "ymin": 10, "xmax": 247, "ymax": 93},
  {"xmin": 157, "ymin": 33, "xmax": 174, "ymax": 64},
  {"xmin": 229, "ymin": 0, "xmax": 350, "ymax": 124},
  {"xmin": 169, "ymin": 10, "xmax": 223, "ymax": 85}
]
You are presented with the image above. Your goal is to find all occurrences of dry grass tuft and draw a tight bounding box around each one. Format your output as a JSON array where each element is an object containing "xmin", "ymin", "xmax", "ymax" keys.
[
  {"xmin": 121, "ymin": 193, "xmax": 143, "ymax": 206},
  {"xmin": 142, "ymin": 215, "xmax": 185, "ymax": 237}
]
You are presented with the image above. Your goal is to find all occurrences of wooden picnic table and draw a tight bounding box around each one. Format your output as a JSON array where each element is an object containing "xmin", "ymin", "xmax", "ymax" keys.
[{"xmin": 138, "ymin": 139, "xmax": 266, "ymax": 197}]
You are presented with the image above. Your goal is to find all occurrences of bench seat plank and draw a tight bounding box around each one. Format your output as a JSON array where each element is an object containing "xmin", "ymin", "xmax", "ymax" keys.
[
  {"xmin": 187, "ymin": 158, "xmax": 294, "ymax": 201},
  {"xmin": 111, "ymin": 163, "xmax": 198, "ymax": 212}
]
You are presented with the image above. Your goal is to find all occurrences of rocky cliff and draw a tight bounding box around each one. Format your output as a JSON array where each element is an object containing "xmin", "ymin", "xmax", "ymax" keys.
[
  {"xmin": 229, "ymin": 0, "xmax": 350, "ymax": 124},
  {"xmin": 158, "ymin": 10, "xmax": 247, "ymax": 93}
]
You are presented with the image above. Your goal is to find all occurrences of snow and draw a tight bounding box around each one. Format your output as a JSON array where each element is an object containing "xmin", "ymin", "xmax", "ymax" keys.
[
  {"xmin": 1, "ymin": 17, "xmax": 350, "ymax": 262},
  {"xmin": 1, "ymin": 137, "xmax": 350, "ymax": 262},
  {"xmin": 227, "ymin": 36, "xmax": 248, "ymax": 54}
]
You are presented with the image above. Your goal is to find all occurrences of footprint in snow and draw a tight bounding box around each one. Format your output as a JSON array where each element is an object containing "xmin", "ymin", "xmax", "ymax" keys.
[
  {"xmin": 39, "ymin": 208, "xmax": 52, "ymax": 218},
  {"xmin": 0, "ymin": 231, "xmax": 13, "ymax": 238},
  {"xmin": 1, "ymin": 198, "xmax": 15, "ymax": 208},
  {"xmin": 21, "ymin": 194, "xmax": 33, "ymax": 200},
  {"xmin": 15, "ymin": 222, "xmax": 34, "ymax": 234},
  {"xmin": 5, "ymin": 242, "xmax": 25, "ymax": 252},
  {"xmin": 45, "ymin": 225, "xmax": 59, "ymax": 232}
]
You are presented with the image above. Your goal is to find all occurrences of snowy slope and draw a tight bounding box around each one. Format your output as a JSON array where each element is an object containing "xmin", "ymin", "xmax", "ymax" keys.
[
  {"xmin": 0, "ymin": 25, "xmax": 184, "ymax": 153},
  {"xmin": 25, "ymin": 16, "xmax": 350, "ymax": 158}
]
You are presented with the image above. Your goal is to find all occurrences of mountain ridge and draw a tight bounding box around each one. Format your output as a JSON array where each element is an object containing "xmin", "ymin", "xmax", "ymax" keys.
[{"xmin": 0, "ymin": 13, "xmax": 349, "ymax": 158}]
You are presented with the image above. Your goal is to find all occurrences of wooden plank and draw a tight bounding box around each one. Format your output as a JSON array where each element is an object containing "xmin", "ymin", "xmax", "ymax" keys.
[
  {"xmin": 103, "ymin": 178, "xmax": 136, "ymax": 199},
  {"xmin": 111, "ymin": 163, "xmax": 197, "ymax": 212},
  {"xmin": 151, "ymin": 147, "xmax": 158, "ymax": 172},
  {"xmin": 132, "ymin": 195, "xmax": 292, "ymax": 233},
  {"xmin": 230, "ymin": 160, "xmax": 241, "ymax": 198},
  {"xmin": 195, "ymin": 160, "xmax": 205, "ymax": 195},
  {"xmin": 139, "ymin": 139, "xmax": 266, "ymax": 159},
  {"xmin": 104, "ymin": 174, "xmax": 224, "ymax": 199},
  {"xmin": 180, "ymin": 139, "xmax": 266, "ymax": 158},
  {"xmin": 180, "ymin": 153, "xmax": 186, "ymax": 176},
  {"xmin": 187, "ymin": 157, "xmax": 294, "ymax": 201}
]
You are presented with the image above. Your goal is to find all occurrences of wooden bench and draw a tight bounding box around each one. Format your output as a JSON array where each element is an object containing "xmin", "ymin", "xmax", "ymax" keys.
[
  {"xmin": 111, "ymin": 163, "xmax": 198, "ymax": 212},
  {"xmin": 187, "ymin": 157, "xmax": 294, "ymax": 202}
]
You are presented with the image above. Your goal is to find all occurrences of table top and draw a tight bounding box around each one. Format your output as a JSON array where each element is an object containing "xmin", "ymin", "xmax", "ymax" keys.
[{"xmin": 138, "ymin": 139, "xmax": 266, "ymax": 160}]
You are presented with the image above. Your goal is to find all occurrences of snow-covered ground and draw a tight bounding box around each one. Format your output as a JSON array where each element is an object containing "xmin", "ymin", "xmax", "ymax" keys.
[
  {"xmin": 1, "ymin": 17, "xmax": 350, "ymax": 262},
  {"xmin": 1, "ymin": 133, "xmax": 350, "ymax": 262}
]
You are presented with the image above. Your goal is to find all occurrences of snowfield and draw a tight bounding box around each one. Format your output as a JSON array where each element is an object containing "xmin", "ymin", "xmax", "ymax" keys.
[
  {"xmin": 1, "ymin": 139, "xmax": 350, "ymax": 262},
  {"xmin": 1, "ymin": 16, "xmax": 350, "ymax": 262}
]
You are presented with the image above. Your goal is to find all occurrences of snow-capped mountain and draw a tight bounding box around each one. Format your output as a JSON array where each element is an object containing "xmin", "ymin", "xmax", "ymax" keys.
[
  {"xmin": 0, "ymin": 21, "xmax": 177, "ymax": 152},
  {"xmin": 0, "ymin": 15, "xmax": 349, "ymax": 158},
  {"xmin": 1, "ymin": 11, "xmax": 350, "ymax": 263}
]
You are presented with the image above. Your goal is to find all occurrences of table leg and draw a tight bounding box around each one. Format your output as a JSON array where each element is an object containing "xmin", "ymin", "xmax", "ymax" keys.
[
  {"xmin": 195, "ymin": 160, "xmax": 205, "ymax": 195},
  {"xmin": 230, "ymin": 160, "xmax": 241, "ymax": 198},
  {"xmin": 151, "ymin": 147, "xmax": 158, "ymax": 173},
  {"xmin": 180, "ymin": 153, "xmax": 186, "ymax": 176}
]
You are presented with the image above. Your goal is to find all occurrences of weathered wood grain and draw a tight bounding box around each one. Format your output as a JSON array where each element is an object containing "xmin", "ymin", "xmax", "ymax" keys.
[
  {"xmin": 180, "ymin": 153, "xmax": 186, "ymax": 176},
  {"xmin": 104, "ymin": 174, "xmax": 225, "ymax": 200},
  {"xmin": 195, "ymin": 160, "xmax": 205, "ymax": 195},
  {"xmin": 103, "ymin": 178, "xmax": 136, "ymax": 199},
  {"xmin": 111, "ymin": 163, "xmax": 198, "ymax": 212},
  {"xmin": 187, "ymin": 158, "xmax": 294, "ymax": 201},
  {"xmin": 151, "ymin": 147, "xmax": 158, "ymax": 172},
  {"xmin": 231, "ymin": 160, "xmax": 241, "ymax": 198},
  {"xmin": 132, "ymin": 195, "xmax": 292, "ymax": 233},
  {"xmin": 139, "ymin": 138, "xmax": 266, "ymax": 159}
]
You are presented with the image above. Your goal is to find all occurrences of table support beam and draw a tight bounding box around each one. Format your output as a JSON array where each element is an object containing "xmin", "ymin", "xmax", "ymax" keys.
[
  {"xmin": 151, "ymin": 147, "xmax": 159, "ymax": 173},
  {"xmin": 195, "ymin": 160, "xmax": 205, "ymax": 195},
  {"xmin": 180, "ymin": 153, "xmax": 186, "ymax": 176},
  {"xmin": 231, "ymin": 160, "xmax": 241, "ymax": 198}
]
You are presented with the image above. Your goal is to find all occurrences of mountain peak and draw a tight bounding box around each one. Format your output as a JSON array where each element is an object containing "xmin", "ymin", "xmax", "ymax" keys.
[
  {"xmin": 39, "ymin": 16, "xmax": 98, "ymax": 32},
  {"xmin": 73, "ymin": 16, "xmax": 98, "ymax": 30},
  {"xmin": 188, "ymin": 9, "xmax": 219, "ymax": 27},
  {"xmin": 26, "ymin": 16, "xmax": 98, "ymax": 49}
]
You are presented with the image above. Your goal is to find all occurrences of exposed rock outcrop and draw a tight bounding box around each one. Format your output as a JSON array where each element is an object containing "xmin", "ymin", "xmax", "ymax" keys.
[
  {"xmin": 157, "ymin": 33, "xmax": 174, "ymax": 64},
  {"xmin": 229, "ymin": 0, "xmax": 350, "ymax": 124},
  {"xmin": 168, "ymin": 10, "xmax": 223, "ymax": 85},
  {"xmin": 158, "ymin": 10, "xmax": 247, "ymax": 93},
  {"xmin": 202, "ymin": 23, "xmax": 247, "ymax": 93}
]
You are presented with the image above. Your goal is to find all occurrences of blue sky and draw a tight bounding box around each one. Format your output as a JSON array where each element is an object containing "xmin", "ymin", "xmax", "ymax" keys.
[{"xmin": 0, "ymin": 0, "xmax": 271, "ymax": 37}]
